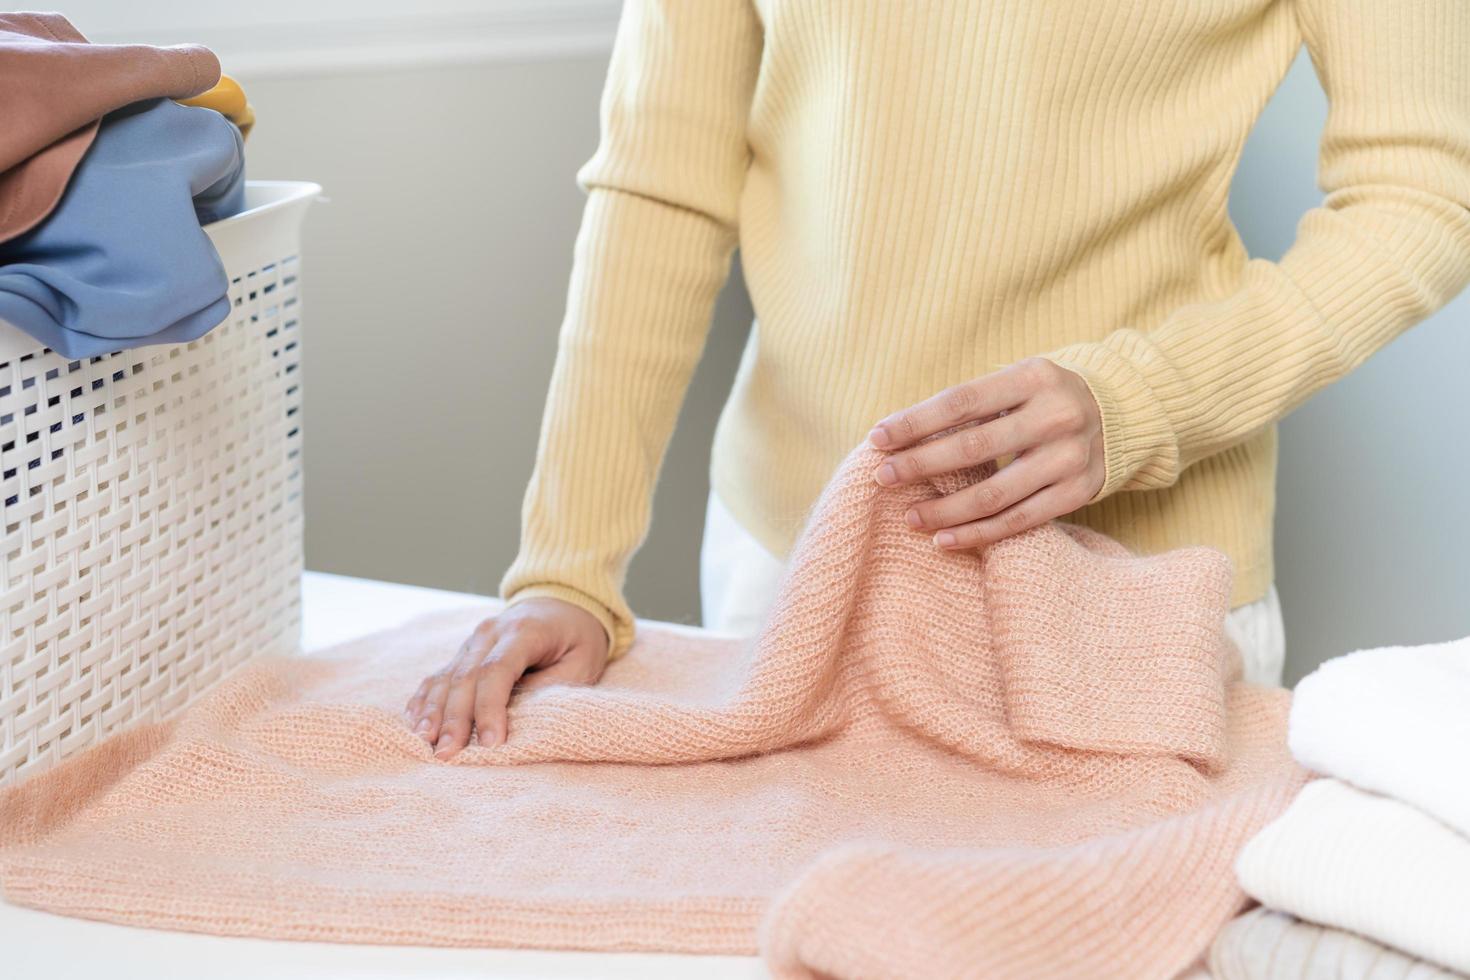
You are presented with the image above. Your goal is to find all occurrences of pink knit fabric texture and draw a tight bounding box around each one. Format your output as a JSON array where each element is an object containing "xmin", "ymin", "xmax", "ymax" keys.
[{"xmin": 0, "ymin": 444, "xmax": 1305, "ymax": 978}]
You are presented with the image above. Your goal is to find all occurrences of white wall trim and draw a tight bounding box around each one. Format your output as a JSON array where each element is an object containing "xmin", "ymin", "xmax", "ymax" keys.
[{"xmin": 78, "ymin": 1, "xmax": 621, "ymax": 80}]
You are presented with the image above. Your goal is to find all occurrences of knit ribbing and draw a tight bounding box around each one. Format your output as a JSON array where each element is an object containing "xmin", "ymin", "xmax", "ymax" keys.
[
  {"xmin": 1236, "ymin": 779, "xmax": 1470, "ymax": 975},
  {"xmin": 0, "ymin": 440, "xmax": 1305, "ymax": 976},
  {"xmin": 1210, "ymin": 908, "xmax": 1462, "ymax": 980},
  {"xmin": 502, "ymin": 0, "xmax": 1470, "ymax": 656}
]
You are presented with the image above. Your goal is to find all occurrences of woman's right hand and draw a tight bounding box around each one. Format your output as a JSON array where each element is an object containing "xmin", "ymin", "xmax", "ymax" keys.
[{"xmin": 402, "ymin": 597, "xmax": 611, "ymax": 759}]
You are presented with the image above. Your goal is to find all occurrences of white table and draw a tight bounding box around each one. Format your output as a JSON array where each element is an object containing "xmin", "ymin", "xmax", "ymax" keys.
[{"xmin": 1, "ymin": 572, "xmax": 768, "ymax": 979}]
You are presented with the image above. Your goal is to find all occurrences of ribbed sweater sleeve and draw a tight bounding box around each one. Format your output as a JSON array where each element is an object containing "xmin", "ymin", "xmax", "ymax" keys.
[
  {"xmin": 498, "ymin": 0, "xmax": 763, "ymax": 658},
  {"xmin": 1042, "ymin": 0, "xmax": 1470, "ymax": 500}
]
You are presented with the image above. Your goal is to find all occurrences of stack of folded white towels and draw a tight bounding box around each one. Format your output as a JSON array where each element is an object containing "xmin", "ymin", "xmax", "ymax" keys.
[{"xmin": 1209, "ymin": 636, "xmax": 1470, "ymax": 979}]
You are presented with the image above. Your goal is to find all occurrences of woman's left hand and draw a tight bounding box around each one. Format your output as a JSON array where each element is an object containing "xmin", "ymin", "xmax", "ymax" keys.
[{"xmin": 866, "ymin": 357, "xmax": 1105, "ymax": 549}]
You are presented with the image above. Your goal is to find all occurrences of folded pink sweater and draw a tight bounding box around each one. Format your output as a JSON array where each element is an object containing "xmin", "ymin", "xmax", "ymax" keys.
[{"xmin": 0, "ymin": 445, "xmax": 1305, "ymax": 978}]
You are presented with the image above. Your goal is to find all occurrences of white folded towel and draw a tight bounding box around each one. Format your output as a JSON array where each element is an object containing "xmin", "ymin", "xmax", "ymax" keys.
[
  {"xmin": 1210, "ymin": 907, "xmax": 1462, "ymax": 980},
  {"xmin": 1290, "ymin": 636, "xmax": 1470, "ymax": 837},
  {"xmin": 1236, "ymin": 779, "xmax": 1470, "ymax": 974}
]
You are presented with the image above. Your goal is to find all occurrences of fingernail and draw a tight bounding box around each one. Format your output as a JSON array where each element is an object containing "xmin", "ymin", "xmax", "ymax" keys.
[
  {"xmin": 415, "ymin": 719, "xmax": 430, "ymax": 733},
  {"xmin": 935, "ymin": 531, "xmax": 957, "ymax": 548},
  {"xmin": 905, "ymin": 509, "xmax": 922, "ymax": 528},
  {"xmin": 868, "ymin": 426, "xmax": 890, "ymax": 448},
  {"xmin": 874, "ymin": 463, "xmax": 898, "ymax": 486}
]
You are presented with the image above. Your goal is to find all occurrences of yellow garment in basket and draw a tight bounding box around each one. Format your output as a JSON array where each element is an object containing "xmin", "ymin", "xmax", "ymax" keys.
[{"xmin": 178, "ymin": 74, "xmax": 254, "ymax": 140}]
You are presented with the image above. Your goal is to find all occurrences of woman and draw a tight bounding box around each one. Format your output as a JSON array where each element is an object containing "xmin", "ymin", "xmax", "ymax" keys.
[{"xmin": 406, "ymin": 0, "xmax": 1470, "ymax": 758}]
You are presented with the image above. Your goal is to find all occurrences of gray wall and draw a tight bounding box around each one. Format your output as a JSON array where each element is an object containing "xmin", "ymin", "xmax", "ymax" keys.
[
  {"xmin": 240, "ymin": 56, "xmax": 751, "ymax": 628},
  {"xmin": 240, "ymin": 49, "xmax": 1467, "ymax": 677},
  {"xmin": 1236, "ymin": 54, "xmax": 1470, "ymax": 683}
]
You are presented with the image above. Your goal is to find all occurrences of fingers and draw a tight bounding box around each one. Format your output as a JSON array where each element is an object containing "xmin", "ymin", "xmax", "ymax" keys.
[
  {"xmin": 408, "ymin": 672, "xmax": 453, "ymax": 746},
  {"xmin": 403, "ymin": 677, "xmax": 433, "ymax": 736},
  {"xmin": 433, "ymin": 662, "xmax": 484, "ymax": 759},
  {"xmin": 933, "ymin": 476, "xmax": 1095, "ymax": 551},
  {"xmin": 404, "ymin": 619, "xmax": 497, "ymax": 746},
  {"xmin": 404, "ymin": 601, "xmax": 614, "ymax": 759},
  {"xmin": 868, "ymin": 361, "xmax": 1039, "ymax": 451},
  {"xmin": 873, "ymin": 411, "xmax": 1031, "ymax": 487},
  {"xmin": 905, "ymin": 447, "xmax": 1060, "ymax": 531},
  {"xmin": 402, "ymin": 675, "xmax": 446, "ymax": 743},
  {"xmin": 471, "ymin": 629, "xmax": 543, "ymax": 749}
]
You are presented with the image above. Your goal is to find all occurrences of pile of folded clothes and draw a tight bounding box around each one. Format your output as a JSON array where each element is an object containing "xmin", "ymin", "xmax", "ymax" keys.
[
  {"xmin": 1212, "ymin": 636, "xmax": 1470, "ymax": 979},
  {"xmin": 0, "ymin": 12, "xmax": 253, "ymax": 358}
]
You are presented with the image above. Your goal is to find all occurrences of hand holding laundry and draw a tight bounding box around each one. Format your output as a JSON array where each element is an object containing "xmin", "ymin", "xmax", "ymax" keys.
[
  {"xmin": 404, "ymin": 596, "xmax": 610, "ymax": 758},
  {"xmin": 867, "ymin": 356, "xmax": 1105, "ymax": 549}
]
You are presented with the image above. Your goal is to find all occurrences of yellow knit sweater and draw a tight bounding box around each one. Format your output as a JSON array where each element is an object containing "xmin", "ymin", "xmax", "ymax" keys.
[{"xmin": 502, "ymin": 0, "xmax": 1470, "ymax": 658}]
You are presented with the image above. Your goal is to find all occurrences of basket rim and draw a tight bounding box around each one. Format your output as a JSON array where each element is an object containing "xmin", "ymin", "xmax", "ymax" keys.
[
  {"xmin": 0, "ymin": 179, "xmax": 322, "ymax": 363},
  {"xmin": 205, "ymin": 180, "xmax": 323, "ymax": 234}
]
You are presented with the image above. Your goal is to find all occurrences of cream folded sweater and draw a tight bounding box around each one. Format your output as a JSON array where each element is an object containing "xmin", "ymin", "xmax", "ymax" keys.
[
  {"xmin": 1210, "ymin": 908, "xmax": 1462, "ymax": 980},
  {"xmin": 1290, "ymin": 636, "xmax": 1470, "ymax": 838},
  {"xmin": 1236, "ymin": 779, "xmax": 1470, "ymax": 975},
  {"xmin": 500, "ymin": 0, "xmax": 1470, "ymax": 656}
]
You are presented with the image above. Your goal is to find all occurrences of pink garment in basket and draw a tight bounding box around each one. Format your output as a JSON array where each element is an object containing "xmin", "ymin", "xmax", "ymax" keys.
[{"xmin": 0, "ymin": 443, "xmax": 1305, "ymax": 978}]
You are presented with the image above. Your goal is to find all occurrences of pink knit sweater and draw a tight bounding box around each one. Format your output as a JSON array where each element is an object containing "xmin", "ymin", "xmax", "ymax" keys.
[{"xmin": 0, "ymin": 444, "xmax": 1305, "ymax": 978}]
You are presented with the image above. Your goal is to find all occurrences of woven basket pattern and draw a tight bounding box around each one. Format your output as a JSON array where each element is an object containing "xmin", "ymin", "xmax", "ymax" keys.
[{"xmin": 0, "ymin": 257, "xmax": 304, "ymax": 786}]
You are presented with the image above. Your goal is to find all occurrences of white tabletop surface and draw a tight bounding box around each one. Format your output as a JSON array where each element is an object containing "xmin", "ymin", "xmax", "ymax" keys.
[{"xmin": 0, "ymin": 571, "xmax": 768, "ymax": 979}]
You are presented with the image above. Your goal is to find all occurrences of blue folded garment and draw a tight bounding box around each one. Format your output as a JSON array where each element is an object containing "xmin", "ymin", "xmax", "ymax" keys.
[{"xmin": 0, "ymin": 97, "xmax": 246, "ymax": 358}]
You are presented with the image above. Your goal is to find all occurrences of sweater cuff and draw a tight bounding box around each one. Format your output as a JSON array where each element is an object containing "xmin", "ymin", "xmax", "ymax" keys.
[
  {"xmin": 1039, "ymin": 339, "xmax": 1180, "ymax": 502},
  {"xmin": 503, "ymin": 582, "xmax": 636, "ymax": 662}
]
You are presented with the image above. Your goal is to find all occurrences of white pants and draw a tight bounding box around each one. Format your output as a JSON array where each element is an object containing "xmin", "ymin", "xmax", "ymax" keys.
[{"xmin": 699, "ymin": 489, "xmax": 1287, "ymax": 687}]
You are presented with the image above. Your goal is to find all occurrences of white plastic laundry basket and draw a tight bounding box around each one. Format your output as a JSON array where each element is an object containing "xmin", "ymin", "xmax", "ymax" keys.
[{"xmin": 0, "ymin": 180, "xmax": 320, "ymax": 786}]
